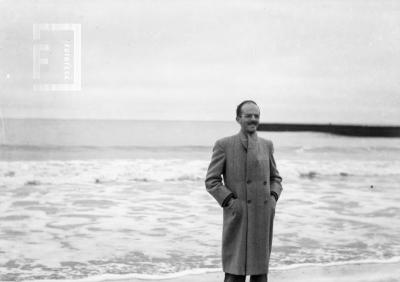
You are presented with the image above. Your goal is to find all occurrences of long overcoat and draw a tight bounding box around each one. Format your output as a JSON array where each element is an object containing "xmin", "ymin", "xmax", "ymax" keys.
[{"xmin": 205, "ymin": 131, "xmax": 283, "ymax": 275}]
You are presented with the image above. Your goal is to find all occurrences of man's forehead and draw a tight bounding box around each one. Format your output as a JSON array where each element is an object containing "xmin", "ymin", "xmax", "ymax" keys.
[{"xmin": 241, "ymin": 103, "xmax": 260, "ymax": 113}]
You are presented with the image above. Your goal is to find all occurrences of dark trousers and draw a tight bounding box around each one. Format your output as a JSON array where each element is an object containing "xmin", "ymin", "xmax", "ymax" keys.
[{"xmin": 224, "ymin": 273, "xmax": 268, "ymax": 282}]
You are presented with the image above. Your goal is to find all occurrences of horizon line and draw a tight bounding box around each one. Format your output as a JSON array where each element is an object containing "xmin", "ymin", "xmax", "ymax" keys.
[{"xmin": 1, "ymin": 117, "xmax": 399, "ymax": 127}]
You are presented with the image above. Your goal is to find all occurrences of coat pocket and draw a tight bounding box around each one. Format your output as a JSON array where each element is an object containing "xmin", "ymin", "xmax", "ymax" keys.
[{"xmin": 226, "ymin": 198, "xmax": 241, "ymax": 217}]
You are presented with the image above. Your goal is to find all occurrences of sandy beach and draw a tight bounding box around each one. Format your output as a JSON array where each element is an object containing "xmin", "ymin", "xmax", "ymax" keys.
[{"xmin": 104, "ymin": 262, "xmax": 400, "ymax": 282}]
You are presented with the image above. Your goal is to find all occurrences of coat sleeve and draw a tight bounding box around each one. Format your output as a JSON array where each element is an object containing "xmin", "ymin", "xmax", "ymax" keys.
[
  {"xmin": 269, "ymin": 141, "xmax": 283, "ymax": 200},
  {"xmin": 205, "ymin": 140, "xmax": 233, "ymax": 207}
]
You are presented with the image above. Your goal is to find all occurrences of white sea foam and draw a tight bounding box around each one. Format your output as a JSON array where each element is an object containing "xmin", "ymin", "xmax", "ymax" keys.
[
  {"xmin": 18, "ymin": 268, "xmax": 221, "ymax": 282},
  {"xmin": 16, "ymin": 257, "xmax": 400, "ymax": 282},
  {"xmin": 1, "ymin": 158, "xmax": 400, "ymax": 189},
  {"xmin": 272, "ymin": 256, "xmax": 400, "ymax": 271}
]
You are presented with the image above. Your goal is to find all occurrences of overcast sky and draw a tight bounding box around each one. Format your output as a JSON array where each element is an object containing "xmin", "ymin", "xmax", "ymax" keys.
[{"xmin": 0, "ymin": 0, "xmax": 399, "ymax": 124}]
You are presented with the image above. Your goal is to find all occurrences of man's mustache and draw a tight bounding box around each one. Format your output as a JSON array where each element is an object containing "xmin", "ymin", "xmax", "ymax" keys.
[{"xmin": 248, "ymin": 121, "xmax": 258, "ymax": 126}]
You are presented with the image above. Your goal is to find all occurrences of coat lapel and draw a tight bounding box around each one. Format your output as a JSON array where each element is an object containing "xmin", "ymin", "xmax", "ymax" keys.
[
  {"xmin": 238, "ymin": 131, "xmax": 247, "ymax": 151},
  {"xmin": 237, "ymin": 130, "xmax": 258, "ymax": 151}
]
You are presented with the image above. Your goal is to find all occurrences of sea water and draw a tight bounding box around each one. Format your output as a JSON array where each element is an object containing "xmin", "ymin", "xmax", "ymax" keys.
[{"xmin": 0, "ymin": 119, "xmax": 400, "ymax": 281}]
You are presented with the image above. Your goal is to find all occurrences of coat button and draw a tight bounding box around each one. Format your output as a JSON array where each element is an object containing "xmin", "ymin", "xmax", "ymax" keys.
[
  {"xmin": 246, "ymin": 180, "xmax": 252, "ymax": 184},
  {"xmin": 247, "ymin": 200, "xmax": 252, "ymax": 204},
  {"xmin": 263, "ymin": 181, "xmax": 267, "ymax": 185}
]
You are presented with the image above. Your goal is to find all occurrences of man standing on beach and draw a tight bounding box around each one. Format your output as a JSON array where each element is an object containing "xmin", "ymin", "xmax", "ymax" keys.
[{"xmin": 205, "ymin": 100, "xmax": 283, "ymax": 282}]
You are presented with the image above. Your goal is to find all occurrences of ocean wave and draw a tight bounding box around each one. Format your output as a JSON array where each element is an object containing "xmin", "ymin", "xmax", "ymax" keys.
[
  {"xmin": 2, "ymin": 144, "xmax": 400, "ymax": 154},
  {"xmin": 294, "ymin": 146, "xmax": 400, "ymax": 154},
  {"xmin": 0, "ymin": 144, "xmax": 211, "ymax": 151},
  {"xmin": 298, "ymin": 171, "xmax": 355, "ymax": 179},
  {"xmin": 1, "ymin": 159, "xmax": 400, "ymax": 187},
  {"xmin": 281, "ymin": 159, "xmax": 400, "ymax": 179},
  {"xmin": 296, "ymin": 169, "xmax": 400, "ymax": 179}
]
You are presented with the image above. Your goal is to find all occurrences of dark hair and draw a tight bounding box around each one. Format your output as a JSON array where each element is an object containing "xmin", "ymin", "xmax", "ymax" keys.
[{"xmin": 236, "ymin": 100, "xmax": 258, "ymax": 117}]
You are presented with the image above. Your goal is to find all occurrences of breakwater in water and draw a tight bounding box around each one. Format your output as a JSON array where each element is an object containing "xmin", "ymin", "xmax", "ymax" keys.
[{"xmin": 258, "ymin": 123, "xmax": 400, "ymax": 137}]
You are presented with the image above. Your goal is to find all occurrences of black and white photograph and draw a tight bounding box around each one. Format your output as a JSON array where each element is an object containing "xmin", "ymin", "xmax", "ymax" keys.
[{"xmin": 0, "ymin": 0, "xmax": 399, "ymax": 281}]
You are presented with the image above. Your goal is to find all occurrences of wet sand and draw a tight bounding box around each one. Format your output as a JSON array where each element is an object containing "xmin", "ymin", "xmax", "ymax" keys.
[{"xmin": 103, "ymin": 262, "xmax": 400, "ymax": 282}]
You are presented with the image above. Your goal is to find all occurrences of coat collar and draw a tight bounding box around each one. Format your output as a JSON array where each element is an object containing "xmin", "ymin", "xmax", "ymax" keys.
[{"xmin": 237, "ymin": 130, "xmax": 258, "ymax": 151}]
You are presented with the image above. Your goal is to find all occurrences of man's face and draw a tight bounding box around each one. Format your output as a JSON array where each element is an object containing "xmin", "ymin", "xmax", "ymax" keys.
[{"xmin": 236, "ymin": 103, "xmax": 260, "ymax": 134}]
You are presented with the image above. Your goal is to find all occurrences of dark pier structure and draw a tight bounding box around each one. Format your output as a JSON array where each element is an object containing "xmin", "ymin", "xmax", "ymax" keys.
[{"xmin": 258, "ymin": 123, "xmax": 400, "ymax": 137}]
